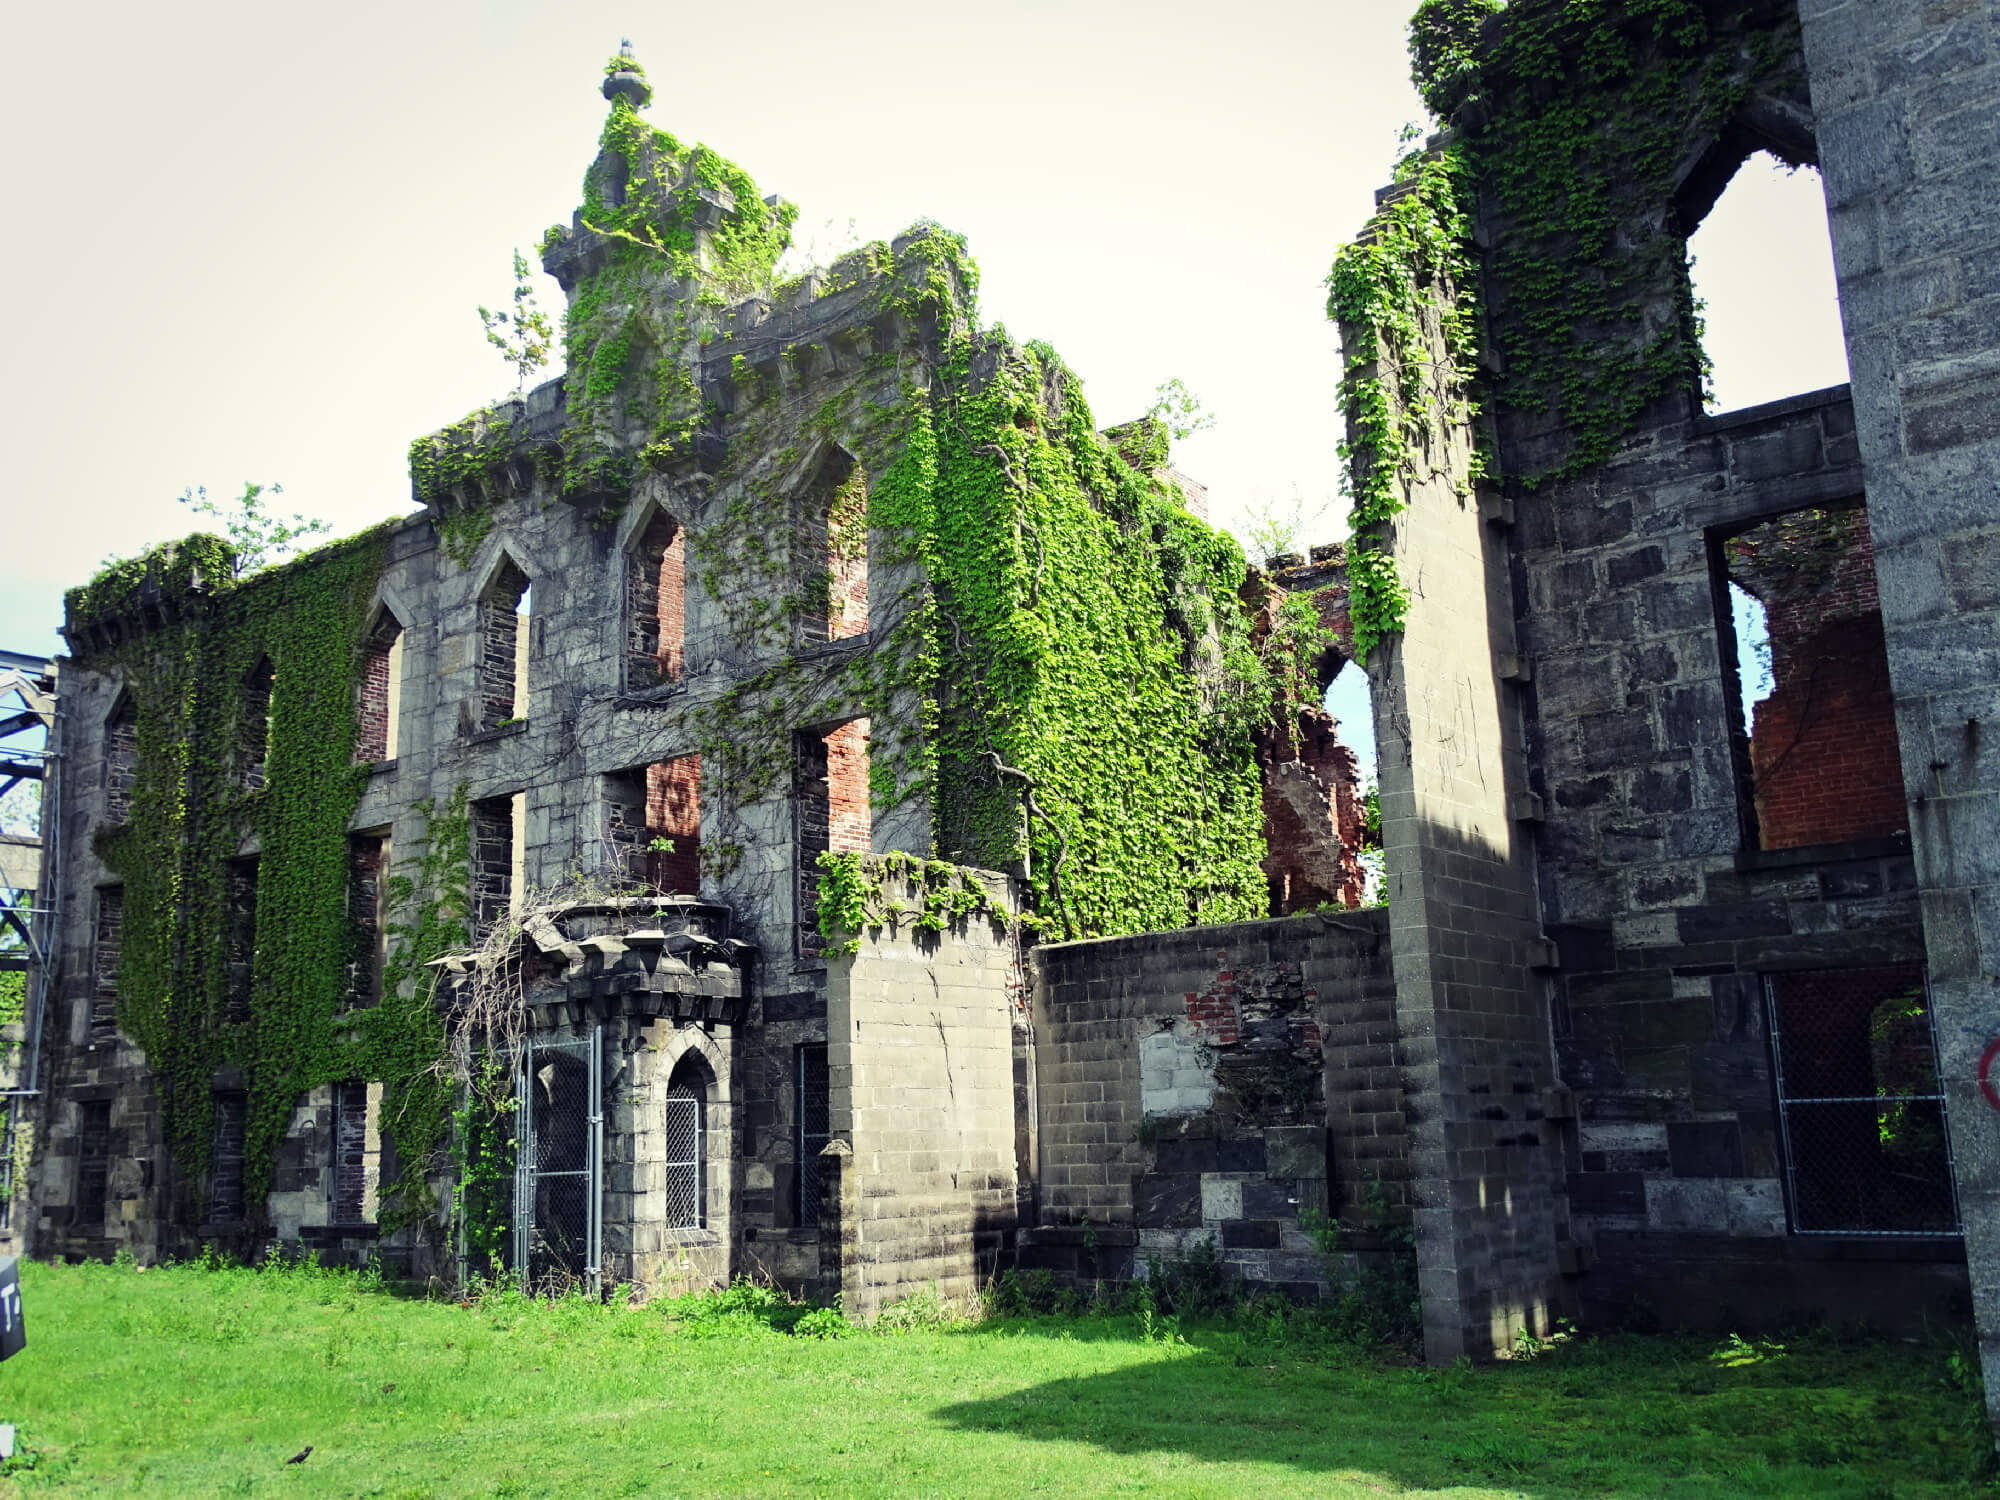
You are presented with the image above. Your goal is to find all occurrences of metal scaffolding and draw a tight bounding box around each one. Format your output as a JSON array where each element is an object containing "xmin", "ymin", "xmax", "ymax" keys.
[{"xmin": 0, "ymin": 648, "xmax": 60, "ymax": 1244}]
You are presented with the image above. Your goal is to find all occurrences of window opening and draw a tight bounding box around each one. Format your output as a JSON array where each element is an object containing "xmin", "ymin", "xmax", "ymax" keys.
[
  {"xmin": 796, "ymin": 1044, "xmax": 830, "ymax": 1228},
  {"xmin": 604, "ymin": 758, "xmax": 702, "ymax": 894},
  {"xmin": 1262, "ymin": 651, "xmax": 1375, "ymax": 917},
  {"xmin": 470, "ymin": 795, "xmax": 518, "ymax": 941},
  {"xmin": 241, "ymin": 658, "xmax": 274, "ymax": 791},
  {"xmin": 211, "ymin": 1091, "xmax": 247, "ymax": 1223},
  {"xmin": 1767, "ymin": 966, "xmax": 1958, "ymax": 1236},
  {"xmin": 75, "ymin": 1099, "xmax": 111, "ymax": 1230},
  {"xmin": 356, "ymin": 618, "xmax": 403, "ymax": 762},
  {"xmin": 347, "ymin": 833, "xmax": 389, "ymax": 1007},
  {"xmin": 479, "ymin": 560, "xmax": 530, "ymax": 730},
  {"xmin": 331, "ymin": 1080, "xmax": 378, "ymax": 1224},
  {"xmin": 224, "ymin": 857, "xmax": 258, "ymax": 1024},
  {"xmin": 796, "ymin": 452, "xmax": 869, "ymax": 647},
  {"xmin": 795, "ymin": 720, "xmax": 871, "ymax": 957},
  {"xmin": 627, "ymin": 513, "xmax": 687, "ymax": 690},
  {"xmin": 1686, "ymin": 153, "xmax": 1848, "ymax": 414},
  {"xmin": 1715, "ymin": 502, "xmax": 1907, "ymax": 851},
  {"xmin": 104, "ymin": 698, "xmax": 137, "ymax": 824},
  {"xmin": 662, "ymin": 1064, "xmax": 706, "ymax": 1230},
  {"xmin": 90, "ymin": 887, "xmax": 122, "ymax": 1046}
]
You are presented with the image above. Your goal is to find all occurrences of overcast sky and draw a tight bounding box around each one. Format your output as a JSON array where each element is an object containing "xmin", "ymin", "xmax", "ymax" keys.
[{"xmin": 0, "ymin": 1, "xmax": 1848, "ymax": 664}]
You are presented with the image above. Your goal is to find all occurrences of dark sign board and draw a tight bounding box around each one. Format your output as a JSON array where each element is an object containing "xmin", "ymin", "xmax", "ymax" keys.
[{"xmin": 0, "ymin": 1257, "xmax": 22, "ymax": 1361}]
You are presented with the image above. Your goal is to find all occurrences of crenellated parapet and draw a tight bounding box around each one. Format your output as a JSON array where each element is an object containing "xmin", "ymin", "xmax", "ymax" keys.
[{"xmin": 428, "ymin": 895, "xmax": 756, "ymax": 1029}]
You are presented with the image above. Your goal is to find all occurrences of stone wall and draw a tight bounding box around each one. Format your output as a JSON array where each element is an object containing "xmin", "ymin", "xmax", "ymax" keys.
[
  {"xmin": 1027, "ymin": 911, "xmax": 1399, "ymax": 1294},
  {"xmin": 822, "ymin": 865, "xmax": 1019, "ymax": 1319}
]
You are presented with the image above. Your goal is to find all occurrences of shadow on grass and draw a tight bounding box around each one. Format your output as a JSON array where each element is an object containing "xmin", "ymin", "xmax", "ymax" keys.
[{"xmin": 928, "ymin": 1322, "xmax": 1977, "ymax": 1498}]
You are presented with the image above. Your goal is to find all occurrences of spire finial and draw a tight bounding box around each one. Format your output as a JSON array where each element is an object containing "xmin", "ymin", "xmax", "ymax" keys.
[{"xmin": 602, "ymin": 39, "xmax": 652, "ymax": 108}]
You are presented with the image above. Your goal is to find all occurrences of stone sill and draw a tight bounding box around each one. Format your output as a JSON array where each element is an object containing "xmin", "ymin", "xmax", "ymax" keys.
[
  {"xmin": 615, "ymin": 681, "xmax": 688, "ymax": 710},
  {"xmin": 1734, "ymin": 833, "xmax": 1911, "ymax": 872},
  {"xmin": 363, "ymin": 757, "xmax": 398, "ymax": 777},
  {"xmin": 794, "ymin": 631, "xmax": 873, "ymax": 664},
  {"xmin": 465, "ymin": 720, "xmax": 528, "ymax": 746},
  {"xmin": 1691, "ymin": 383, "xmax": 1852, "ymax": 435},
  {"xmin": 662, "ymin": 1228, "xmax": 722, "ymax": 1247}
]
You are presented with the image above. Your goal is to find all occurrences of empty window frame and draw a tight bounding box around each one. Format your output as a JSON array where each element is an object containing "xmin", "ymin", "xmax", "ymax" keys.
[
  {"xmin": 347, "ymin": 833, "xmax": 389, "ymax": 1008},
  {"xmin": 355, "ymin": 617, "xmax": 404, "ymax": 762},
  {"xmin": 74, "ymin": 1098, "xmax": 111, "ymax": 1231},
  {"xmin": 470, "ymin": 794, "xmax": 523, "ymax": 940},
  {"xmin": 240, "ymin": 658, "xmax": 274, "ymax": 791},
  {"xmin": 795, "ymin": 452, "xmax": 869, "ymax": 647},
  {"xmin": 795, "ymin": 1043, "xmax": 830, "ymax": 1228},
  {"xmin": 794, "ymin": 720, "xmax": 871, "ymax": 957},
  {"xmin": 479, "ymin": 560, "xmax": 531, "ymax": 731},
  {"xmin": 224, "ymin": 857, "xmax": 258, "ymax": 1024},
  {"xmin": 661, "ymin": 1063, "xmax": 705, "ymax": 1231},
  {"xmin": 330, "ymin": 1080, "xmax": 379, "ymax": 1225},
  {"xmin": 211, "ymin": 1091, "xmax": 248, "ymax": 1223},
  {"xmin": 1767, "ymin": 965, "xmax": 1958, "ymax": 1236},
  {"xmin": 604, "ymin": 759, "xmax": 701, "ymax": 894},
  {"xmin": 1684, "ymin": 151, "xmax": 1849, "ymax": 414},
  {"xmin": 626, "ymin": 512, "xmax": 687, "ymax": 691},
  {"xmin": 89, "ymin": 886, "xmax": 122, "ymax": 1046},
  {"xmin": 103, "ymin": 697, "xmax": 137, "ymax": 824},
  {"xmin": 1712, "ymin": 501, "xmax": 1908, "ymax": 852}
]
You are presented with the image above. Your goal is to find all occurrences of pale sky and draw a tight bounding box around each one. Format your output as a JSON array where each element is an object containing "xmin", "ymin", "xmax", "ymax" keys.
[{"xmin": 0, "ymin": 2, "xmax": 1847, "ymax": 664}]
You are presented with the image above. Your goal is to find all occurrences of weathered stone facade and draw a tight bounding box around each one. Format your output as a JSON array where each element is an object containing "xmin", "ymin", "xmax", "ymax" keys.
[{"xmin": 13, "ymin": 4, "xmax": 1997, "ymax": 1396}]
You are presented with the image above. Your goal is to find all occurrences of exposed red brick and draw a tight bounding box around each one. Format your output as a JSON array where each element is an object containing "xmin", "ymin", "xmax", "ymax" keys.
[
  {"xmin": 1259, "ymin": 708, "xmax": 1368, "ymax": 913},
  {"xmin": 628, "ymin": 516, "xmax": 686, "ymax": 687},
  {"xmin": 795, "ymin": 719, "xmax": 871, "ymax": 955},
  {"xmin": 355, "ymin": 621, "xmax": 399, "ymax": 762},
  {"xmin": 1732, "ymin": 506, "xmax": 1909, "ymax": 849},
  {"xmin": 644, "ymin": 755, "xmax": 702, "ymax": 893}
]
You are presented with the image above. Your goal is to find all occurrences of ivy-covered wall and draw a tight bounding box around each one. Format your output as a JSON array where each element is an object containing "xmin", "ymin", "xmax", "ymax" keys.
[{"xmin": 60, "ymin": 527, "xmax": 455, "ymax": 1241}]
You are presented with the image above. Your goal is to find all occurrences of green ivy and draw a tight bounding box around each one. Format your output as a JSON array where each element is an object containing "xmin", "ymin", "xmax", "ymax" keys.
[
  {"xmin": 1326, "ymin": 148, "xmax": 1482, "ymax": 658},
  {"xmin": 72, "ymin": 528, "xmax": 458, "ymax": 1238},
  {"xmin": 1327, "ymin": 0, "xmax": 1803, "ymax": 654}
]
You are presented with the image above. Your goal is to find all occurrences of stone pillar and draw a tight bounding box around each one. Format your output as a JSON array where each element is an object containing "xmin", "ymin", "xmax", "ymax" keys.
[
  {"xmin": 1798, "ymin": 0, "xmax": 2000, "ymax": 1438},
  {"xmin": 1339, "ymin": 197, "xmax": 1566, "ymax": 1362}
]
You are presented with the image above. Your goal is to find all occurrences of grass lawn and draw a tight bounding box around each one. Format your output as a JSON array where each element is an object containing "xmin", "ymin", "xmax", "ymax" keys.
[{"xmin": 0, "ymin": 1258, "xmax": 1989, "ymax": 1498}]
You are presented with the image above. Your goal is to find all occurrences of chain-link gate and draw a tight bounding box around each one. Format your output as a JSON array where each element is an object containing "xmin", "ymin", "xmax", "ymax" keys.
[
  {"xmin": 513, "ymin": 1027, "xmax": 603, "ymax": 1292},
  {"xmin": 1768, "ymin": 967, "xmax": 1960, "ymax": 1236}
]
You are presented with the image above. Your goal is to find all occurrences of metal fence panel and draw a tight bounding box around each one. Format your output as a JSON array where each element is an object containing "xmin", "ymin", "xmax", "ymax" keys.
[
  {"xmin": 513, "ymin": 1027, "xmax": 603, "ymax": 1292},
  {"xmin": 797, "ymin": 1044, "xmax": 829, "ymax": 1227},
  {"xmin": 1767, "ymin": 967, "xmax": 1960, "ymax": 1237}
]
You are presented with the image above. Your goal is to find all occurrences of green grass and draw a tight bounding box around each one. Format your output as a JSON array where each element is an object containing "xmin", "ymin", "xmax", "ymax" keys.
[{"xmin": 0, "ymin": 1258, "xmax": 1989, "ymax": 1498}]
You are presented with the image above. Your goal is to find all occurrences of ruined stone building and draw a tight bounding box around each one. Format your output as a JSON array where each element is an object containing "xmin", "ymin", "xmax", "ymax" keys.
[{"xmin": 13, "ymin": 0, "xmax": 2000, "ymax": 1402}]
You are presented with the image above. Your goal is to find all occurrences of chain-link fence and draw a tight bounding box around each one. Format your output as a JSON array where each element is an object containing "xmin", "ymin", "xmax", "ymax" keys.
[
  {"xmin": 1768, "ymin": 966, "xmax": 1959, "ymax": 1236},
  {"xmin": 513, "ymin": 1028, "xmax": 602, "ymax": 1291}
]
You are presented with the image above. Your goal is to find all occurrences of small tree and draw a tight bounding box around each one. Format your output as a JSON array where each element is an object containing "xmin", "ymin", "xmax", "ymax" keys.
[
  {"xmin": 479, "ymin": 249, "xmax": 557, "ymax": 396},
  {"xmin": 178, "ymin": 482, "xmax": 332, "ymax": 575},
  {"xmin": 1146, "ymin": 377, "xmax": 1217, "ymax": 443},
  {"xmin": 1238, "ymin": 486, "xmax": 1333, "ymax": 566}
]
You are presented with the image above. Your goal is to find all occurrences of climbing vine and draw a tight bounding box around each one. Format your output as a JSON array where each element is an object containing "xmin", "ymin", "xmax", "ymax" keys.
[
  {"xmin": 1326, "ymin": 147, "xmax": 1482, "ymax": 658},
  {"xmin": 66, "ymin": 529, "xmax": 458, "ymax": 1237},
  {"xmin": 1328, "ymin": 0, "xmax": 1806, "ymax": 654},
  {"xmin": 812, "ymin": 850, "xmax": 1015, "ymax": 959}
]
